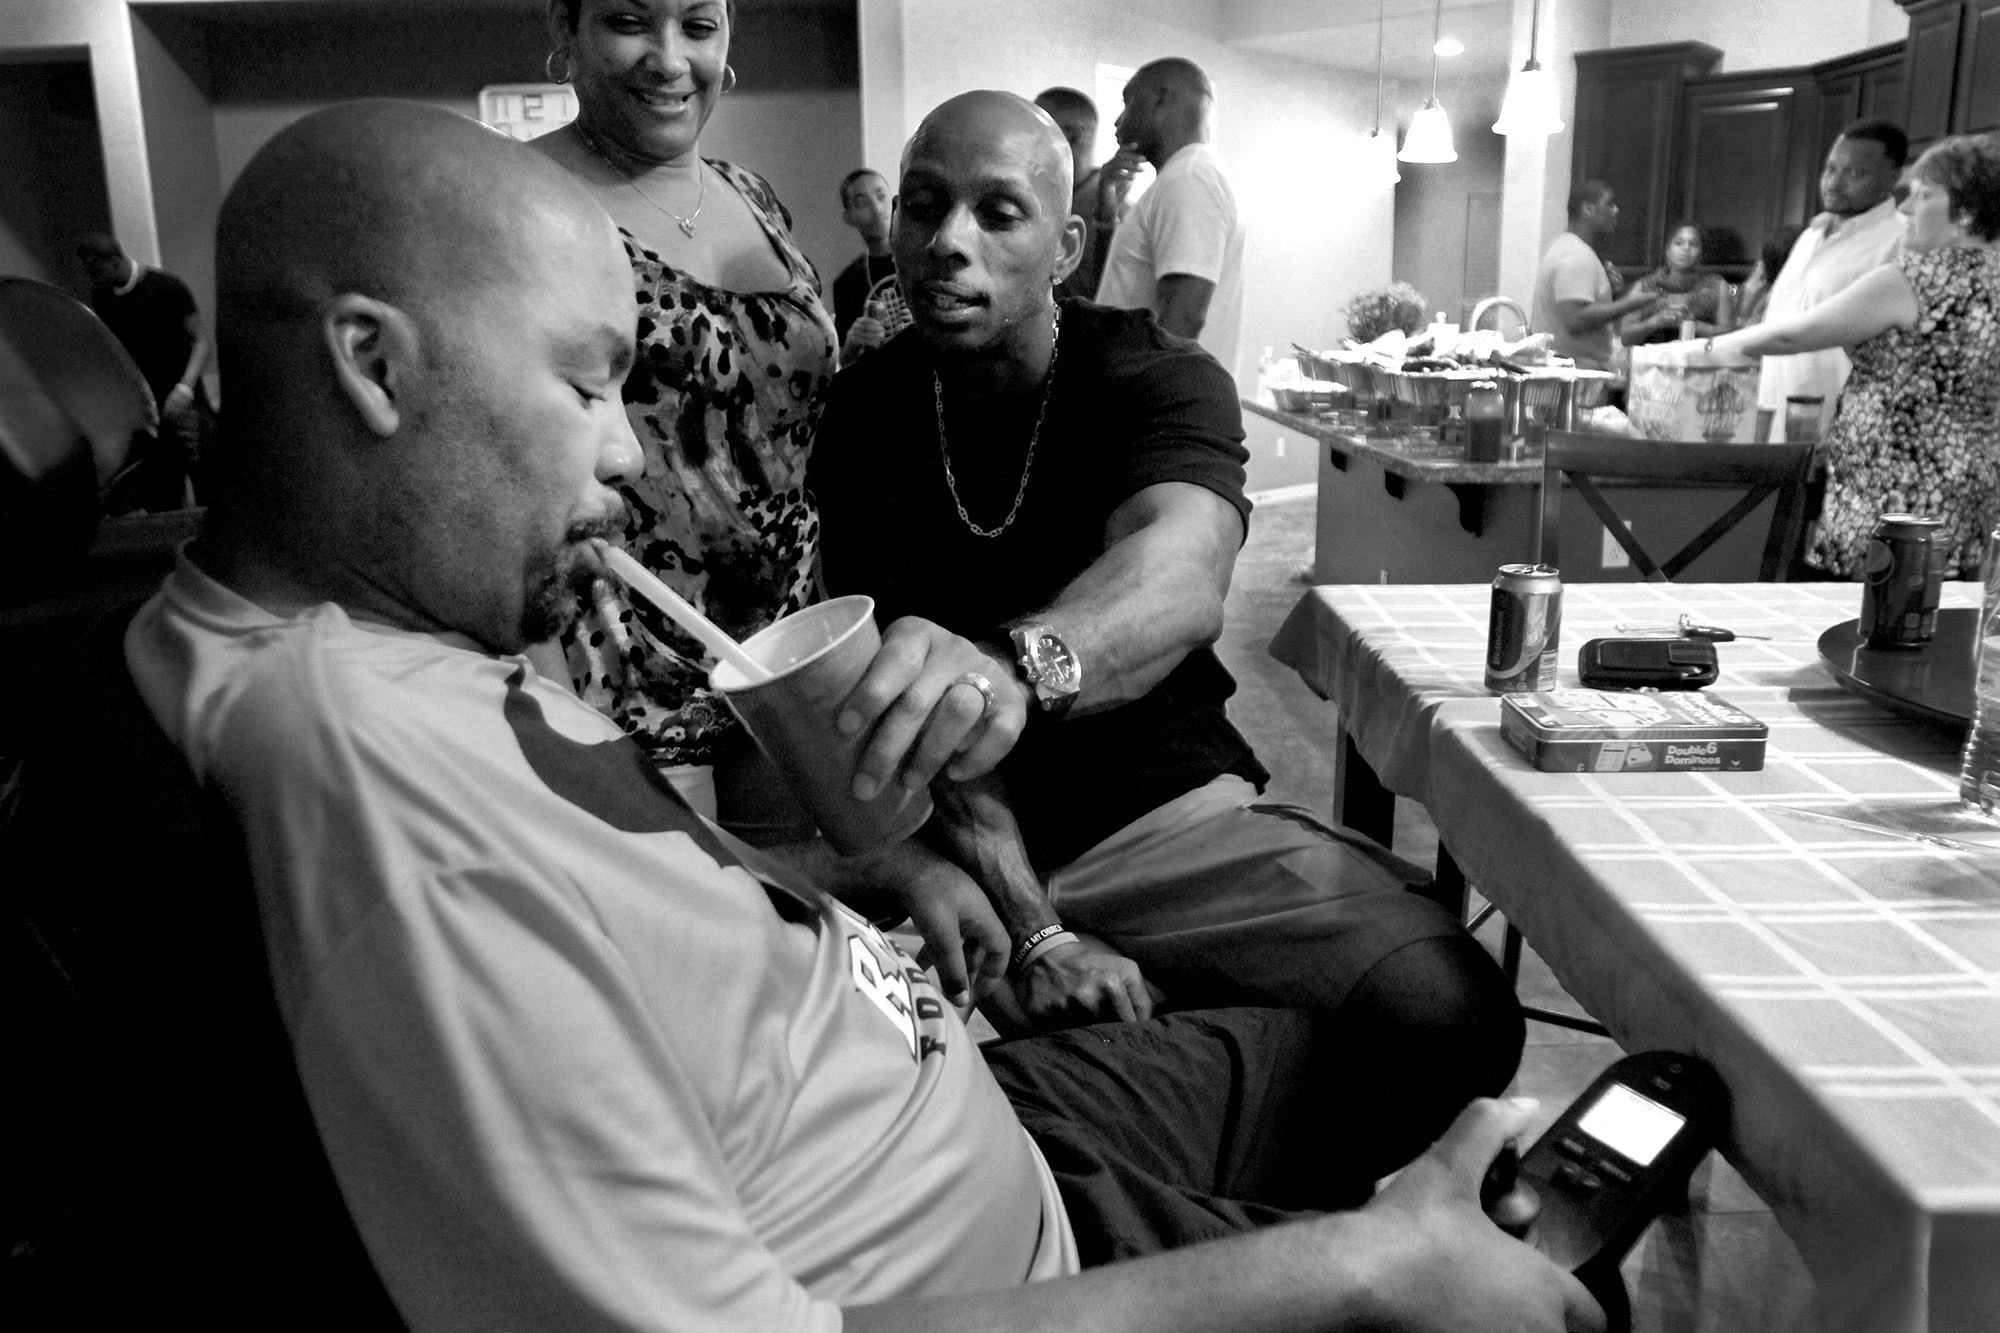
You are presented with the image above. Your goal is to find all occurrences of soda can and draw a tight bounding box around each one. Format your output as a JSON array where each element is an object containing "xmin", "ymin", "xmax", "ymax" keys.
[
  {"xmin": 1860, "ymin": 513, "xmax": 1946, "ymax": 649},
  {"xmin": 1486, "ymin": 563, "xmax": 1563, "ymax": 693}
]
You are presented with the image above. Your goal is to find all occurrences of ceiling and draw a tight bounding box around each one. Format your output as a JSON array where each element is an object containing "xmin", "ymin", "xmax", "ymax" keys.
[
  {"xmin": 1228, "ymin": 0, "xmax": 1516, "ymax": 84},
  {"xmin": 131, "ymin": 0, "xmax": 1519, "ymax": 83}
]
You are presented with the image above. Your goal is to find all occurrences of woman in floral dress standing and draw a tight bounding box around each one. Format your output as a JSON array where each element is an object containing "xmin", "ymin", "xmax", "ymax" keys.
[{"xmin": 1696, "ymin": 133, "xmax": 2000, "ymax": 577}]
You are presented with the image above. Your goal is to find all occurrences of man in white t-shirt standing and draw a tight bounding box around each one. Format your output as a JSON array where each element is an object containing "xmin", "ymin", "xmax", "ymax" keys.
[
  {"xmin": 1094, "ymin": 57, "xmax": 1245, "ymax": 376},
  {"xmin": 1758, "ymin": 117, "xmax": 1908, "ymax": 442},
  {"xmin": 1529, "ymin": 180, "xmax": 1660, "ymax": 372}
]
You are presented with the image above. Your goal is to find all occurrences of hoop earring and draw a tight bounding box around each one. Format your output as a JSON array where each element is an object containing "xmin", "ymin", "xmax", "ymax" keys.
[
  {"xmin": 721, "ymin": 64, "xmax": 738, "ymax": 94},
  {"xmin": 544, "ymin": 48, "xmax": 573, "ymax": 84}
]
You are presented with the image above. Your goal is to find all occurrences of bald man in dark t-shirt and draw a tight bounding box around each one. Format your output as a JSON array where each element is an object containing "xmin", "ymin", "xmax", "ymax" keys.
[{"xmin": 79, "ymin": 233, "xmax": 213, "ymax": 508}]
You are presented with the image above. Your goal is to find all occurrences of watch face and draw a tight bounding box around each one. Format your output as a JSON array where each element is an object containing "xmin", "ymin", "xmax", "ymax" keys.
[{"xmin": 1032, "ymin": 635, "xmax": 1080, "ymax": 690}]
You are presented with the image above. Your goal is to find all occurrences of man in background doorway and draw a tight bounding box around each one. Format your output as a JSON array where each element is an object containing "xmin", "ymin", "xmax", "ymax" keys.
[
  {"xmin": 1093, "ymin": 58, "xmax": 1245, "ymax": 375},
  {"xmin": 1757, "ymin": 117, "xmax": 1908, "ymax": 442},
  {"xmin": 1034, "ymin": 86, "xmax": 1128, "ymax": 302},
  {"xmin": 830, "ymin": 168, "xmax": 899, "ymax": 363},
  {"xmin": 77, "ymin": 232, "xmax": 213, "ymax": 509},
  {"xmin": 1529, "ymin": 180, "xmax": 1659, "ymax": 373}
]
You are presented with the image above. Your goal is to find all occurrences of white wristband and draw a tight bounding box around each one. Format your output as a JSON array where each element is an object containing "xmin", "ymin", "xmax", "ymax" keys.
[{"xmin": 1017, "ymin": 931, "xmax": 1080, "ymax": 973}]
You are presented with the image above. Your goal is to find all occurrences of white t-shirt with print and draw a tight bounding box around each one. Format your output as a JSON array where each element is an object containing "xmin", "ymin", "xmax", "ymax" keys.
[{"xmin": 126, "ymin": 553, "xmax": 1075, "ymax": 1332}]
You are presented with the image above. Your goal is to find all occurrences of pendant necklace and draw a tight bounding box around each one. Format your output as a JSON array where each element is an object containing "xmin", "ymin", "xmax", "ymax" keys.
[
  {"xmin": 575, "ymin": 120, "xmax": 706, "ymax": 238},
  {"xmin": 934, "ymin": 306, "xmax": 1060, "ymax": 539}
]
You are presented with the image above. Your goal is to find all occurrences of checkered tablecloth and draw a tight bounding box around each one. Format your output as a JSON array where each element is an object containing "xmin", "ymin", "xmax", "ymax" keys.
[{"xmin": 1269, "ymin": 582, "xmax": 2000, "ymax": 1333}]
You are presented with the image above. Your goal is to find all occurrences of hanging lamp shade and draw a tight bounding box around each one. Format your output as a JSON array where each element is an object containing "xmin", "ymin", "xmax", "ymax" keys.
[
  {"xmin": 1494, "ymin": 62, "xmax": 1564, "ymax": 136},
  {"xmin": 1399, "ymin": 99, "xmax": 1457, "ymax": 163},
  {"xmin": 1368, "ymin": 127, "xmax": 1402, "ymax": 184},
  {"xmin": 1494, "ymin": 0, "xmax": 1565, "ymax": 138},
  {"xmin": 1398, "ymin": 0, "xmax": 1457, "ymax": 164}
]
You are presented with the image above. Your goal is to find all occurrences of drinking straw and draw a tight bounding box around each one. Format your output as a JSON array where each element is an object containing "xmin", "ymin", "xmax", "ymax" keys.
[{"xmin": 596, "ymin": 543, "xmax": 772, "ymax": 682}]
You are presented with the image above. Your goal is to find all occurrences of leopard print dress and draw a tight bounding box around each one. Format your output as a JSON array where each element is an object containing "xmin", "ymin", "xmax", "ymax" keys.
[
  {"xmin": 563, "ymin": 162, "xmax": 836, "ymax": 766},
  {"xmin": 1812, "ymin": 245, "xmax": 2000, "ymax": 578}
]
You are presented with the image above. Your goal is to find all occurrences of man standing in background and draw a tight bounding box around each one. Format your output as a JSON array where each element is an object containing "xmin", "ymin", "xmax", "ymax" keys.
[
  {"xmin": 829, "ymin": 168, "xmax": 898, "ymax": 363},
  {"xmin": 77, "ymin": 232, "xmax": 213, "ymax": 508},
  {"xmin": 1757, "ymin": 118, "xmax": 1908, "ymax": 442},
  {"xmin": 1034, "ymin": 86, "xmax": 1128, "ymax": 302},
  {"xmin": 1529, "ymin": 181, "xmax": 1658, "ymax": 373},
  {"xmin": 1093, "ymin": 58, "xmax": 1245, "ymax": 374}
]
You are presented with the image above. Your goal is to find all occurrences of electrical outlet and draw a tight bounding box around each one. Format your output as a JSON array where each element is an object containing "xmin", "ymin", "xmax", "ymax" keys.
[
  {"xmin": 1274, "ymin": 436, "xmax": 1286, "ymax": 458},
  {"xmin": 1601, "ymin": 523, "xmax": 1633, "ymax": 570}
]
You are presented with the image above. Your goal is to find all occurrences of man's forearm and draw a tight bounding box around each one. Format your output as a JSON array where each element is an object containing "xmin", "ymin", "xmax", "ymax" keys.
[
  {"xmin": 925, "ymin": 773, "xmax": 1053, "ymax": 936},
  {"xmin": 1019, "ymin": 484, "xmax": 1239, "ymax": 715},
  {"xmin": 1561, "ymin": 289, "xmax": 1650, "ymax": 337},
  {"xmin": 177, "ymin": 326, "xmax": 212, "ymax": 394},
  {"xmin": 1154, "ymin": 273, "xmax": 1214, "ymax": 342},
  {"xmin": 846, "ymin": 1211, "xmax": 1376, "ymax": 1333}
]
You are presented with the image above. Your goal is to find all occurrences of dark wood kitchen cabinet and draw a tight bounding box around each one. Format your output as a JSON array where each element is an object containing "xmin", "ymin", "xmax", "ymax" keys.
[
  {"xmin": 1815, "ymin": 43, "xmax": 1906, "ymax": 163},
  {"xmin": 1572, "ymin": 43, "xmax": 1721, "ymax": 273},
  {"xmin": 1897, "ymin": 0, "xmax": 2000, "ymax": 144},
  {"xmin": 1676, "ymin": 70, "xmax": 1819, "ymax": 269}
]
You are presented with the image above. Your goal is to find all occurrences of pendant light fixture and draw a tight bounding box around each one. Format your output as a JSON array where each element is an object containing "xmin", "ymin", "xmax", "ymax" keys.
[
  {"xmin": 1494, "ymin": 0, "xmax": 1566, "ymax": 137},
  {"xmin": 1398, "ymin": 0, "xmax": 1458, "ymax": 163},
  {"xmin": 1367, "ymin": 0, "xmax": 1400, "ymax": 184}
]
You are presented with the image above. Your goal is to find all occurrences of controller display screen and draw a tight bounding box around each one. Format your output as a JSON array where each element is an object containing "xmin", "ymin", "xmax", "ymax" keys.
[{"xmin": 1577, "ymin": 1083, "xmax": 1685, "ymax": 1166}]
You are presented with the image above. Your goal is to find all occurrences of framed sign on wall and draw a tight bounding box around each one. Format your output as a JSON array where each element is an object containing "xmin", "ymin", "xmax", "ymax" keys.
[{"xmin": 477, "ymin": 85, "xmax": 578, "ymax": 142}]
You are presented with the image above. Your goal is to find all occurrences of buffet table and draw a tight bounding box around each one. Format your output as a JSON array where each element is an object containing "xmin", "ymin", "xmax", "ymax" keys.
[
  {"xmin": 1269, "ymin": 580, "xmax": 2000, "ymax": 1333},
  {"xmin": 1243, "ymin": 400, "xmax": 1781, "ymax": 585}
]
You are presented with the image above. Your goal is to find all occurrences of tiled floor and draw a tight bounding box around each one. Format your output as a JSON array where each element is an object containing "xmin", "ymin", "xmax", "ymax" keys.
[{"xmin": 1217, "ymin": 488, "xmax": 1818, "ymax": 1332}]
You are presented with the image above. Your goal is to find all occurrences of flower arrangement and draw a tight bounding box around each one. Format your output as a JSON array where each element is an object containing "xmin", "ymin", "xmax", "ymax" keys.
[{"xmin": 1343, "ymin": 282, "xmax": 1429, "ymax": 344}]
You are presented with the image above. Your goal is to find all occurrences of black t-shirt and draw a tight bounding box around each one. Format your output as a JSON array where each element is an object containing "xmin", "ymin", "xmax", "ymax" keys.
[
  {"xmin": 810, "ymin": 299, "xmax": 1266, "ymax": 869},
  {"xmin": 92, "ymin": 268, "xmax": 198, "ymax": 405},
  {"xmin": 831, "ymin": 252, "xmax": 897, "ymax": 342}
]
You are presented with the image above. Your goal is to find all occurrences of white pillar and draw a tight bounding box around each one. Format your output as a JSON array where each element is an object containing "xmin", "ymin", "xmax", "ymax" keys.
[
  {"xmin": 1497, "ymin": 0, "xmax": 1612, "ymax": 311},
  {"xmin": 855, "ymin": 0, "xmax": 911, "ymax": 179}
]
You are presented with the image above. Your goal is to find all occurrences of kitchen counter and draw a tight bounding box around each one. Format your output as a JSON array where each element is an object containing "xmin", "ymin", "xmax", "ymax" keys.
[
  {"xmin": 1241, "ymin": 397, "xmax": 1781, "ymax": 585},
  {"xmin": 1242, "ymin": 400, "xmax": 1538, "ymax": 487}
]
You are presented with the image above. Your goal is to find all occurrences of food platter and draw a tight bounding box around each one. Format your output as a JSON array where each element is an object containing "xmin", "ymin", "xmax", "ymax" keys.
[{"xmin": 1817, "ymin": 607, "xmax": 1976, "ymax": 730}]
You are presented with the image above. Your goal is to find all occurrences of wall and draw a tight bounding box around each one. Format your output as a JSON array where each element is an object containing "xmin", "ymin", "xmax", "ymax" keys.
[
  {"xmin": 1392, "ymin": 74, "xmax": 1507, "ymax": 328},
  {"xmin": 1497, "ymin": 0, "xmax": 1611, "ymax": 318},
  {"xmin": 0, "ymin": 60, "xmax": 115, "ymax": 298},
  {"xmin": 1608, "ymin": 0, "xmax": 1909, "ymax": 71},
  {"xmin": 0, "ymin": 0, "xmax": 159, "ymax": 265},
  {"xmin": 0, "ymin": 1, "xmax": 861, "ymax": 338},
  {"xmin": 858, "ymin": 0, "xmax": 1399, "ymax": 393},
  {"xmin": 196, "ymin": 3, "xmax": 858, "ymax": 303},
  {"xmin": 130, "ymin": 9, "xmax": 221, "ymax": 385}
]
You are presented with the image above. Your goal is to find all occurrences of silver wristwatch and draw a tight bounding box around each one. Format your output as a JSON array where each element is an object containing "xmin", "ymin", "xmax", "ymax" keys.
[{"xmin": 1008, "ymin": 624, "xmax": 1081, "ymax": 717}]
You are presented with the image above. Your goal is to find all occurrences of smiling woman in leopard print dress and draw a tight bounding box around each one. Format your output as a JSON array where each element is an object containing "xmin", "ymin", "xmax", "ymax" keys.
[{"xmin": 535, "ymin": 0, "xmax": 836, "ymax": 830}]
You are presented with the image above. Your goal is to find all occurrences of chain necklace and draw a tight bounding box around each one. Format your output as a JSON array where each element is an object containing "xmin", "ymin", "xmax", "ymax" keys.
[
  {"xmin": 574, "ymin": 119, "xmax": 706, "ymax": 238},
  {"xmin": 933, "ymin": 307, "xmax": 1060, "ymax": 539}
]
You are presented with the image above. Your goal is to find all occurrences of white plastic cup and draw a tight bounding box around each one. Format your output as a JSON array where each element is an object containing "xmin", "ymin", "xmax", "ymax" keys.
[{"xmin": 710, "ymin": 596, "xmax": 932, "ymax": 855}]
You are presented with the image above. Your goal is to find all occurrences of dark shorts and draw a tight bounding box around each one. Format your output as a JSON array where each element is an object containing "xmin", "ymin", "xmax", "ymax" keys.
[
  {"xmin": 1046, "ymin": 777, "xmax": 1458, "ymax": 1014},
  {"xmin": 983, "ymin": 1006, "xmax": 1363, "ymax": 1267}
]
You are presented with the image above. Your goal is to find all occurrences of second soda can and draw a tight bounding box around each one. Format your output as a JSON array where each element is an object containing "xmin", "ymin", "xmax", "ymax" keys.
[
  {"xmin": 1860, "ymin": 513, "xmax": 1946, "ymax": 649},
  {"xmin": 1486, "ymin": 563, "xmax": 1563, "ymax": 693}
]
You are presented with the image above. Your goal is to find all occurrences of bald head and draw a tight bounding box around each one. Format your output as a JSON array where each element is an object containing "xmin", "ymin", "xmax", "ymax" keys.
[
  {"xmin": 1132, "ymin": 57, "xmax": 1212, "ymax": 102},
  {"xmin": 218, "ymin": 101, "xmax": 611, "ymax": 358},
  {"xmin": 904, "ymin": 90, "xmax": 1073, "ymax": 223},
  {"xmin": 1116, "ymin": 57, "xmax": 1213, "ymax": 166},
  {"xmin": 204, "ymin": 99, "xmax": 641, "ymax": 652},
  {"xmin": 891, "ymin": 91, "xmax": 1086, "ymax": 370}
]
